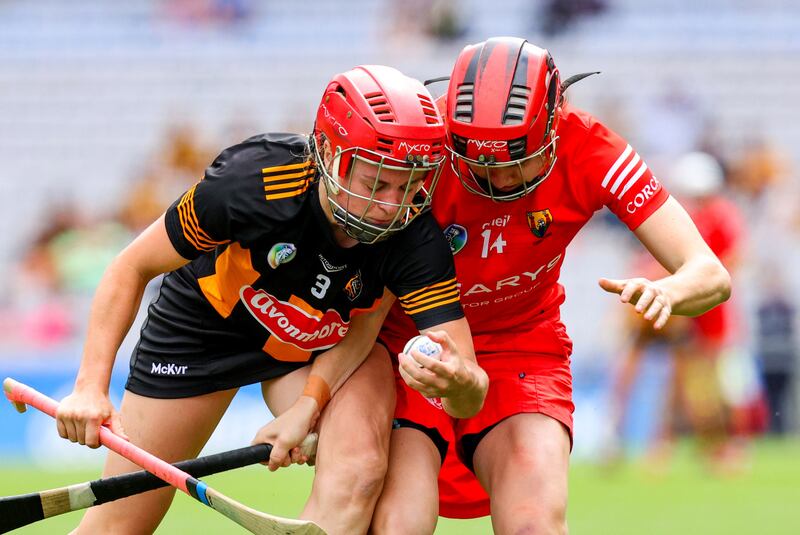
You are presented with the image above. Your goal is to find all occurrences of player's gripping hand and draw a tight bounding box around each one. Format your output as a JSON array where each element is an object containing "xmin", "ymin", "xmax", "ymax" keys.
[
  {"xmin": 251, "ymin": 396, "xmax": 318, "ymax": 472},
  {"xmin": 599, "ymin": 277, "xmax": 674, "ymax": 330},
  {"xmin": 398, "ymin": 330, "xmax": 474, "ymax": 400},
  {"xmin": 56, "ymin": 388, "xmax": 128, "ymax": 448}
]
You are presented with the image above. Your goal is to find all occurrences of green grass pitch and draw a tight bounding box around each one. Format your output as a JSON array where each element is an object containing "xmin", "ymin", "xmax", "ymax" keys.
[{"xmin": 1, "ymin": 439, "xmax": 798, "ymax": 534}]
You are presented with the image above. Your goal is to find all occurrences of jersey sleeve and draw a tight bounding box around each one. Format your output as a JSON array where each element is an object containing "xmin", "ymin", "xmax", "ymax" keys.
[
  {"xmin": 573, "ymin": 118, "xmax": 669, "ymax": 230},
  {"xmin": 164, "ymin": 137, "xmax": 311, "ymax": 259},
  {"xmin": 380, "ymin": 213, "xmax": 464, "ymax": 331}
]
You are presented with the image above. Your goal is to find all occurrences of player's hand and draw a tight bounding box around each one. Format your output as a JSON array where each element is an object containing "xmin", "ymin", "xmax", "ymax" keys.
[
  {"xmin": 251, "ymin": 396, "xmax": 318, "ymax": 471},
  {"xmin": 599, "ymin": 277, "xmax": 674, "ymax": 330},
  {"xmin": 398, "ymin": 330, "xmax": 475, "ymax": 400},
  {"xmin": 56, "ymin": 388, "xmax": 128, "ymax": 449}
]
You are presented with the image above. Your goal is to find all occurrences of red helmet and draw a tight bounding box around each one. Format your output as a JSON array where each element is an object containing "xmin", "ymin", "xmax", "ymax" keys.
[
  {"xmin": 313, "ymin": 65, "xmax": 447, "ymax": 243},
  {"xmin": 446, "ymin": 37, "xmax": 562, "ymax": 201}
]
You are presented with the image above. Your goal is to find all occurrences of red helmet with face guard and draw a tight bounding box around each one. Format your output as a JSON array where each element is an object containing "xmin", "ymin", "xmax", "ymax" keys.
[
  {"xmin": 446, "ymin": 37, "xmax": 562, "ymax": 201},
  {"xmin": 313, "ymin": 65, "xmax": 447, "ymax": 243}
]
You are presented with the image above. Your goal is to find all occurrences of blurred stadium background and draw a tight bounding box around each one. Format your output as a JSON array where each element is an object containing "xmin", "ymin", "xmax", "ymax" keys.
[{"xmin": 1, "ymin": 0, "xmax": 798, "ymax": 533}]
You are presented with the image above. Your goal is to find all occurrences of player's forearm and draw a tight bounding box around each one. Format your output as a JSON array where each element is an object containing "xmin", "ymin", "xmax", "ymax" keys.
[
  {"xmin": 442, "ymin": 361, "xmax": 488, "ymax": 418},
  {"xmin": 658, "ymin": 254, "xmax": 731, "ymax": 317},
  {"xmin": 74, "ymin": 258, "xmax": 150, "ymax": 393},
  {"xmin": 304, "ymin": 294, "xmax": 394, "ymax": 404},
  {"xmin": 308, "ymin": 332, "xmax": 375, "ymax": 399}
]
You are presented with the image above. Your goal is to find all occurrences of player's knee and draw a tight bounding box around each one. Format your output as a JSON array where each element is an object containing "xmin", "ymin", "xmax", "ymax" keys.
[
  {"xmin": 349, "ymin": 449, "xmax": 389, "ymax": 500},
  {"xmin": 320, "ymin": 448, "xmax": 388, "ymax": 503},
  {"xmin": 508, "ymin": 503, "xmax": 567, "ymax": 535},
  {"xmin": 371, "ymin": 504, "xmax": 437, "ymax": 535}
]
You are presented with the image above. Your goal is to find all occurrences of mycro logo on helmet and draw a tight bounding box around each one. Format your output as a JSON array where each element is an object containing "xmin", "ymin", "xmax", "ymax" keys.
[
  {"xmin": 320, "ymin": 104, "xmax": 348, "ymax": 137},
  {"xmin": 626, "ymin": 177, "xmax": 662, "ymax": 214},
  {"xmin": 398, "ymin": 141, "xmax": 431, "ymax": 153},
  {"xmin": 467, "ymin": 140, "xmax": 508, "ymax": 152}
]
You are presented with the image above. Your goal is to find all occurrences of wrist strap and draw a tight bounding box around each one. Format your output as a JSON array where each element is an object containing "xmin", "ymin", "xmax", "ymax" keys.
[{"xmin": 302, "ymin": 375, "xmax": 331, "ymax": 411}]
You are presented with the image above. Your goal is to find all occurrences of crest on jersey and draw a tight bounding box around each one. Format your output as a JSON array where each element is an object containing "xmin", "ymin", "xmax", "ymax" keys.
[
  {"xmin": 344, "ymin": 270, "xmax": 363, "ymax": 301},
  {"xmin": 443, "ymin": 224, "xmax": 468, "ymax": 255},
  {"xmin": 526, "ymin": 209, "xmax": 553, "ymax": 238},
  {"xmin": 267, "ymin": 243, "xmax": 297, "ymax": 269}
]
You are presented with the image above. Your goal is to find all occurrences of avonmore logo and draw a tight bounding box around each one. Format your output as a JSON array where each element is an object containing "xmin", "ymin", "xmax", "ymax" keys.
[
  {"xmin": 467, "ymin": 139, "xmax": 508, "ymax": 152},
  {"xmin": 151, "ymin": 363, "xmax": 188, "ymax": 375},
  {"xmin": 626, "ymin": 177, "xmax": 662, "ymax": 214},
  {"xmin": 240, "ymin": 286, "xmax": 350, "ymax": 351}
]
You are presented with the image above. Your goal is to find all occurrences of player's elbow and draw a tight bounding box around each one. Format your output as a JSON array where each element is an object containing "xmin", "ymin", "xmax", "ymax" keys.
[{"xmin": 713, "ymin": 260, "xmax": 732, "ymax": 305}]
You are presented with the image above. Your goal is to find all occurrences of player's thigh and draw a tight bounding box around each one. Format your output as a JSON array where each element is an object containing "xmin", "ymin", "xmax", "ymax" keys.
[
  {"xmin": 77, "ymin": 388, "xmax": 238, "ymax": 534},
  {"xmin": 473, "ymin": 413, "xmax": 570, "ymax": 517},
  {"xmin": 261, "ymin": 364, "xmax": 310, "ymax": 415},
  {"xmin": 371, "ymin": 427, "xmax": 442, "ymax": 534},
  {"xmin": 315, "ymin": 343, "xmax": 395, "ymax": 476}
]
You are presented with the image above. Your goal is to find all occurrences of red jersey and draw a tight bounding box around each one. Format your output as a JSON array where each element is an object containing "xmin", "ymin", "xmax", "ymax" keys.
[
  {"xmin": 381, "ymin": 103, "xmax": 670, "ymax": 357},
  {"xmin": 379, "ymin": 103, "xmax": 671, "ymax": 520},
  {"xmin": 684, "ymin": 195, "xmax": 744, "ymax": 343}
]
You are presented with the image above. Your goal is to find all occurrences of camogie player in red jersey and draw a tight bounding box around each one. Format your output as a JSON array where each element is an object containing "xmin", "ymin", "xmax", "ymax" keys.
[{"xmin": 372, "ymin": 38, "xmax": 732, "ymax": 534}]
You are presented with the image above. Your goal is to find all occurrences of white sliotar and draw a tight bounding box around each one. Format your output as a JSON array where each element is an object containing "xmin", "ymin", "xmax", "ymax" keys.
[{"xmin": 403, "ymin": 335, "xmax": 443, "ymax": 367}]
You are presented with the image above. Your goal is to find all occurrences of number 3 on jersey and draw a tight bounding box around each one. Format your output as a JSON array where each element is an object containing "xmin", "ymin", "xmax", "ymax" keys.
[
  {"xmin": 480, "ymin": 229, "xmax": 506, "ymax": 258},
  {"xmin": 311, "ymin": 274, "xmax": 331, "ymax": 299}
]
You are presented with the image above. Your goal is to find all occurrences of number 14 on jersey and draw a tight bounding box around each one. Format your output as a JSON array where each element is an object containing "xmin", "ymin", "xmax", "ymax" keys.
[{"xmin": 480, "ymin": 229, "xmax": 507, "ymax": 258}]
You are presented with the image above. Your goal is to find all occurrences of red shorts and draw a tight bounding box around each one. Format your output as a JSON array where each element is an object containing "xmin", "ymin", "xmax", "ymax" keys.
[{"xmin": 391, "ymin": 352, "xmax": 574, "ymax": 518}]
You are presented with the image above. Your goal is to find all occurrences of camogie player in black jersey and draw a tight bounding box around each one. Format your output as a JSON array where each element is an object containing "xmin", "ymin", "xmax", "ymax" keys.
[{"xmin": 55, "ymin": 65, "xmax": 488, "ymax": 535}]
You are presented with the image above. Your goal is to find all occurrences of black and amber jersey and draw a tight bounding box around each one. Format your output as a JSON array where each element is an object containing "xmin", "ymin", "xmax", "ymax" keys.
[{"xmin": 152, "ymin": 133, "xmax": 462, "ymax": 365}]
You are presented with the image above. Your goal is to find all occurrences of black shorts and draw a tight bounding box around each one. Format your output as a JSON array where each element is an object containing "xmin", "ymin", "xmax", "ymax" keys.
[{"xmin": 125, "ymin": 274, "xmax": 307, "ymax": 399}]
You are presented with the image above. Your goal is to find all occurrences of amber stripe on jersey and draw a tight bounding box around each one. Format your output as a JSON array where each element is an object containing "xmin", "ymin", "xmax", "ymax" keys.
[
  {"xmin": 262, "ymin": 161, "xmax": 315, "ymax": 201},
  {"xmin": 398, "ymin": 278, "xmax": 460, "ymax": 316},
  {"xmin": 177, "ymin": 184, "xmax": 230, "ymax": 252}
]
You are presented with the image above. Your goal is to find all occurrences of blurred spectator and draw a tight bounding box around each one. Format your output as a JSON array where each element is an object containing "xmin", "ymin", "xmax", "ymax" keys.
[
  {"xmin": 729, "ymin": 138, "xmax": 791, "ymax": 199},
  {"xmin": 427, "ymin": 0, "xmax": 468, "ymax": 42},
  {"xmin": 160, "ymin": 0, "xmax": 254, "ymax": 28},
  {"xmin": 158, "ymin": 122, "xmax": 213, "ymax": 181},
  {"xmin": 118, "ymin": 122, "xmax": 212, "ymax": 233},
  {"xmin": 2, "ymin": 204, "xmax": 82, "ymax": 350},
  {"xmin": 611, "ymin": 152, "xmax": 757, "ymax": 473},
  {"xmin": 756, "ymin": 270, "xmax": 797, "ymax": 435},
  {"xmin": 538, "ymin": 0, "xmax": 608, "ymax": 37},
  {"xmin": 385, "ymin": 0, "xmax": 469, "ymax": 52},
  {"xmin": 637, "ymin": 81, "xmax": 712, "ymax": 177},
  {"xmin": 46, "ymin": 219, "xmax": 132, "ymax": 294}
]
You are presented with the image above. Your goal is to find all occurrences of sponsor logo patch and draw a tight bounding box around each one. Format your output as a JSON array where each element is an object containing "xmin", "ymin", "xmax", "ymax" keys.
[
  {"xmin": 240, "ymin": 286, "xmax": 350, "ymax": 351},
  {"xmin": 150, "ymin": 362, "xmax": 188, "ymax": 375},
  {"xmin": 443, "ymin": 223, "xmax": 468, "ymax": 255},
  {"xmin": 319, "ymin": 254, "xmax": 346, "ymax": 273},
  {"xmin": 267, "ymin": 243, "xmax": 296, "ymax": 269}
]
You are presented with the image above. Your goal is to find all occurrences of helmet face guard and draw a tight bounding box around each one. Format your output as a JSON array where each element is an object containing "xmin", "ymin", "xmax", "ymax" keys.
[
  {"xmin": 446, "ymin": 37, "xmax": 562, "ymax": 202},
  {"xmin": 448, "ymin": 131, "xmax": 558, "ymax": 202},
  {"xmin": 313, "ymin": 141, "xmax": 444, "ymax": 244},
  {"xmin": 313, "ymin": 65, "xmax": 447, "ymax": 243}
]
